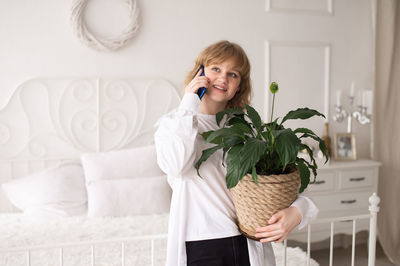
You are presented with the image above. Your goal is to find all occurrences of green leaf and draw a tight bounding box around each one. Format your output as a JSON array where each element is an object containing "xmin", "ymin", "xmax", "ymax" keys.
[
  {"xmin": 281, "ymin": 108, "xmax": 326, "ymax": 125},
  {"xmin": 251, "ymin": 165, "xmax": 258, "ymax": 185},
  {"xmin": 206, "ymin": 128, "xmax": 244, "ymax": 144},
  {"xmin": 296, "ymin": 159, "xmax": 310, "ymax": 193},
  {"xmin": 200, "ymin": 131, "xmax": 222, "ymax": 144},
  {"xmin": 319, "ymin": 140, "xmax": 329, "ymax": 164},
  {"xmin": 245, "ymin": 104, "xmax": 262, "ymax": 131},
  {"xmin": 299, "ymin": 144, "xmax": 317, "ymax": 169},
  {"xmin": 275, "ymin": 129, "xmax": 301, "ymax": 170},
  {"xmin": 299, "ymin": 132, "xmax": 321, "ymax": 142},
  {"xmin": 261, "ymin": 131, "xmax": 269, "ymax": 142},
  {"xmin": 270, "ymin": 82, "xmax": 279, "ymax": 94},
  {"xmin": 266, "ymin": 118, "xmax": 281, "ymax": 128},
  {"xmin": 201, "ymin": 131, "xmax": 213, "ymax": 139},
  {"xmin": 195, "ymin": 145, "xmax": 222, "ymax": 177},
  {"xmin": 298, "ymin": 132, "xmax": 329, "ymax": 164},
  {"xmin": 227, "ymin": 117, "xmax": 245, "ymax": 126},
  {"xmin": 240, "ymin": 138, "xmax": 268, "ymax": 176},
  {"xmin": 216, "ymin": 107, "xmax": 244, "ymax": 126},
  {"xmin": 226, "ymin": 144, "xmax": 245, "ymax": 188},
  {"xmin": 227, "ymin": 116, "xmax": 253, "ymax": 131},
  {"xmin": 223, "ymin": 136, "xmax": 245, "ymax": 148},
  {"xmin": 298, "ymin": 157, "xmax": 317, "ymax": 182},
  {"xmin": 272, "ymin": 129, "xmax": 285, "ymax": 138},
  {"xmin": 261, "ymin": 130, "xmax": 274, "ymax": 146},
  {"xmin": 262, "ymin": 119, "xmax": 283, "ymax": 136},
  {"xmin": 231, "ymin": 123, "xmax": 253, "ymax": 135},
  {"xmin": 294, "ymin": 128, "xmax": 318, "ymax": 136}
]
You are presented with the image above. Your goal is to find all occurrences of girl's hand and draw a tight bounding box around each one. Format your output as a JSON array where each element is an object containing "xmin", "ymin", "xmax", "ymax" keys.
[
  {"xmin": 254, "ymin": 206, "xmax": 302, "ymax": 243},
  {"xmin": 184, "ymin": 67, "xmax": 210, "ymax": 95}
]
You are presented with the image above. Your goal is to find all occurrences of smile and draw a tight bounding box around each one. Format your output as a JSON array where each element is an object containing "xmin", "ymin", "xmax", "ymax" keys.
[{"xmin": 213, "ymin": 85, "xmax": 227, "ymax": 92}]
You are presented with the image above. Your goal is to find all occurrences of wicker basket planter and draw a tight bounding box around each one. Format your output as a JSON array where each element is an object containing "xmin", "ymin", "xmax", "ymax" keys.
[{"xmin": 230, "ymin": 169, "xmax": 300, "ymax": 240}]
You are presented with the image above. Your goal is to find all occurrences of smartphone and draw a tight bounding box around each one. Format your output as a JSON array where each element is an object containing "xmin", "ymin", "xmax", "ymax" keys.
[{"xmin": 196, "ymin": 65, "xmax": 206, "ymax": 99}]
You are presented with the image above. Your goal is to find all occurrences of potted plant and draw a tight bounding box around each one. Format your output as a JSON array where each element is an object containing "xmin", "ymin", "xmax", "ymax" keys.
[{"xmin": 195, "ymin": 82, "xmax": 329, "ymax": 240}]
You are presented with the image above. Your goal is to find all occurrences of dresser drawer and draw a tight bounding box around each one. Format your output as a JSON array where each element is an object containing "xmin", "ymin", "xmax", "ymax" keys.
[
  {"xmin": 307, "ymin": 172, "xmax": 335, "ymax": 192},
  {"xmin": 310, "ymin": 191, "xmax": 371, "ymax": 212},
  {"xmin": 339, "ymin": 169, "xmax": 374, "ymax": 189}
]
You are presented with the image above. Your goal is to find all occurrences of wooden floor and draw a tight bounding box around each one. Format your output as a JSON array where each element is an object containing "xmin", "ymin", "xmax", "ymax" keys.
[
  {"xmin": 307, "ymin": 241, "xmax": 395, "ymax": 266},
  {"xmin": 287, "ymin": 232, "xmax": 395, "ymax": 266}
]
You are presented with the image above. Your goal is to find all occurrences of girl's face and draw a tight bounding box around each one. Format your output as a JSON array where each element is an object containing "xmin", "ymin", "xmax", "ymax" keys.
[{"xmin": 204, "ymin": 59, "xmax": 241, "ymax": 107}]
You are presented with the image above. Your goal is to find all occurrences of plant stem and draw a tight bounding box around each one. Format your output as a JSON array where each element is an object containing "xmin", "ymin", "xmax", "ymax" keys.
[{"xmin": 270, "ymin": 93, "xmax": 276, "ymax": 123}]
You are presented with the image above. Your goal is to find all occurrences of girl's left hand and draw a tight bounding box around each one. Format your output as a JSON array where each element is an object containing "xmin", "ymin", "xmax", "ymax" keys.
[{"xmin": 254, "ymin": 206, "xmax": 302, "ymax": 243}]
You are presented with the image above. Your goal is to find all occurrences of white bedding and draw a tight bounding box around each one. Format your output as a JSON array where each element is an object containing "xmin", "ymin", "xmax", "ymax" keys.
[
  {"xmin": 0, "ymin": 213, "xmax": 169, "ymax": 266},
  {"xmin": 0, "ymin": 213, "xmax": 318, "ymax": 266}
]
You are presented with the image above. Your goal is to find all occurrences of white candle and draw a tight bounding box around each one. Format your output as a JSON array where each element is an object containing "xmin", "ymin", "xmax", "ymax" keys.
[
  {"xmin": 362, "ymin": 90, "xmax": 367, "ymax": 106},
  {"xmin": 365, "ymin": 90, "xmax": 373, "ymax": 114},
  {"xmin": 357, "ymin": 90, "xmax": 363, "ymax": 106},
  {"xmin": 350, "ymin": 81, "xmax": 355, "ymax": 97},
  {"xmin": 336, "ymin": 90, "xmax": 342, "ymax": 106}
]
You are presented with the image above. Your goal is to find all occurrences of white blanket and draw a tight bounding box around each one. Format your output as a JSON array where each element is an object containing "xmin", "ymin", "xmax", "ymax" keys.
[
  {"xmin": 0, "ymin": 213, "xmax": 169, "ymax": 266},
  {"xmin": 0, "ymin": 213, "xmax": 318, "ymax": 266}
]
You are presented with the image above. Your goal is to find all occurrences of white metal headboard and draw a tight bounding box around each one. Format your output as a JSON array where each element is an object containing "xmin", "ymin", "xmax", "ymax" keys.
[{"xmin": 0, "ymin": 78, "xmax": 181, "ymax": 211}]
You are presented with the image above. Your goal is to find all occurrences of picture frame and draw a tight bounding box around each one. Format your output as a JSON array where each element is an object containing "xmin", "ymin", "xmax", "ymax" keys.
[{"xmin": 334, "ymin": 133, "xmax": 357, "ymax": 161}]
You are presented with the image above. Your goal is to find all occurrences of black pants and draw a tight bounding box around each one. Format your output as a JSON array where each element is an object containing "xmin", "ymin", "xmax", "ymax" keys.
[{"xmin": 185, "ymin": 235, "xmax": 251, "ymax": 266}]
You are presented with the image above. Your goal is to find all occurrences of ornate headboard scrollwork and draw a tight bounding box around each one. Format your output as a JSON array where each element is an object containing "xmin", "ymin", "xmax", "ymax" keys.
[{"xmin": 0, "ymin": 78, "xmax": 181, "ymax": 211}]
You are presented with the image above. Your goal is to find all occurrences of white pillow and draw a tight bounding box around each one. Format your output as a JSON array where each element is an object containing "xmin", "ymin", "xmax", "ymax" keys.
[
  {"xmin": 81, "ymin": 145, "xmax": 170, "ymax": 217},
  {"xmin": 87, "ymin": 175, "xmax": 171, "ymax": 217},
  {"xmin": 81, "ymin": 145, "xmax": 164, "ymax": 184},
  {"xmin": 1, "ymin": 163, "xmax": 87, "ymax": 218}
]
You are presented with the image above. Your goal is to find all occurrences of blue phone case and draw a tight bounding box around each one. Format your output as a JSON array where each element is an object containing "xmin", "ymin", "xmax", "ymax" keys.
[{"xmin": 197, "ymin": 65, "xmax": 206, "ymax": 99}]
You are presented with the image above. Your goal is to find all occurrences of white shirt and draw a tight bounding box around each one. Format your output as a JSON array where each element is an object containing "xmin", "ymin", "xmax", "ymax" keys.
[{"xmin": 154, "ymin": 93, "xmax": 319, "ymax": 266}]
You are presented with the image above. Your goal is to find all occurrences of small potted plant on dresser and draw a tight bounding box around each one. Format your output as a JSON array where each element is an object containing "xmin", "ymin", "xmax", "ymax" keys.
[{"xmin": 195, "ymin": 82, "xmax": 329, "ymax": 240}]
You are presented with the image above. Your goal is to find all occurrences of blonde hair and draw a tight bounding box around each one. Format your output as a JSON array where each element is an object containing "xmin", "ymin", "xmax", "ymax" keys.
[{"xmin": 184, "ymin": 40, "xmax": 252, "ymax": 109}]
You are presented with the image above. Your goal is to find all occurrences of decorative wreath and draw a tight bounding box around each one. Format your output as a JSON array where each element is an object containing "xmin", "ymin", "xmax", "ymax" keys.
[{"xmin": 70, "ymin": 0, "xmax": 140, "ymax": 52}]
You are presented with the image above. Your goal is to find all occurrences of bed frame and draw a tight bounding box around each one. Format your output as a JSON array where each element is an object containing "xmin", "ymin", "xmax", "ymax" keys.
[
  {"xmin": 0, "ymin": 194, "xmax": 379, "ymax": 266},
  {"xmin": 0, "ymin": 78, "xmax": 380, "ymax": 265}
]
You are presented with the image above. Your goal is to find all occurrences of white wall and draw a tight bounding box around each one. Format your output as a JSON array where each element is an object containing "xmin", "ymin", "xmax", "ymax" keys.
[{"xmin": 0, "ymin": 0, "xmax": 374, "ymax": 158}]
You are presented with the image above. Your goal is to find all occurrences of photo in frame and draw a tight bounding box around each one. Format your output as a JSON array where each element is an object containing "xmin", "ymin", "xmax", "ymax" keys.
[{"xmin": 334, "ymin": 133, "xmax": 357, "ymax": 161}]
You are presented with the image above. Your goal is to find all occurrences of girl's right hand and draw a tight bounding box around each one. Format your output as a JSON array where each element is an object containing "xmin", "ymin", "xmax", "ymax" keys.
[{"xmin": 184, "ymin": 67, "xmax": 210, "ymax": 95}]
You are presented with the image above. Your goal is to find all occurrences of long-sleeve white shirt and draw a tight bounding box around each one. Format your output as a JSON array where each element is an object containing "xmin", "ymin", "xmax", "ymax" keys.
[{"xmin": 154, "ymin": 93, "xmax": 319, "ymax": 266}]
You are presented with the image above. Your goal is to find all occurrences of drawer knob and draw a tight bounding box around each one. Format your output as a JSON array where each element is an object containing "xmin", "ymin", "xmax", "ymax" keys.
[
  {"xmin": 341, "ymin": 199, "xmax": 357, "ymax": 204},
  {"xmin": 349, "ymin": 177, "xmax": 365, "ymax": 182},
  {"xmin": 314, "ymin": 180, "xmax": 326, "ymax": 185}
]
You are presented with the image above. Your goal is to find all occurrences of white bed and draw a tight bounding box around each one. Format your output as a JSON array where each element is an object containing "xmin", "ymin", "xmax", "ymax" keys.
[
  {"xmin": 0, "ymin": 78, "xmax": 178, "ymax": 266},
  {"xmin": 0, "ymin": 212, "xmax": 323, "ymax": 266},
  {"xmin": 0, "ymin": 213, "xmax": 169, "ymax": 266},
  {"xmin": 0, "ymin": 78, "xmax": 379, "ymax": 266}
]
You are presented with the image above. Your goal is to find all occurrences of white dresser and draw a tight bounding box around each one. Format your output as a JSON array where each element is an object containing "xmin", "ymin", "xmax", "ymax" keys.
[{"xmin": 289, "ymin": 159, "xmax": 381, "ymax": 243}]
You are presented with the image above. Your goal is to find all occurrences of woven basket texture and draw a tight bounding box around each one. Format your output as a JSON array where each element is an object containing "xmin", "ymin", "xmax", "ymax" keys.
[{"xmin": 230, "ymin": 170, "xmax": 300, "ymax": 240}]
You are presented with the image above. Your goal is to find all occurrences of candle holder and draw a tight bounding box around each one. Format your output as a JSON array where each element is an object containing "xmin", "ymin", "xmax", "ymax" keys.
[{"xmin": 333, "ymin": 95, "xmax": 371, "ymax": 133}]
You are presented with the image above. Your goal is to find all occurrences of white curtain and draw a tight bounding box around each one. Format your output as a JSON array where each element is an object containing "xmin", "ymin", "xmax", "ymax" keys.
[{"xmin": 373, "ymin": 0, "xmax": 400, "ymax": 264}]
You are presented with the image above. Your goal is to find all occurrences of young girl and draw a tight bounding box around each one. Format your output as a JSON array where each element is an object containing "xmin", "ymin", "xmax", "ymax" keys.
[{"xmin": 154, "ymin": 40, "xmax": 318, "ymax": 266}]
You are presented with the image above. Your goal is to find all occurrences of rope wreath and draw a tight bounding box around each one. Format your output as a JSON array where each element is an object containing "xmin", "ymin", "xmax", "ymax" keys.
[{"xmin": 70, "ymin": 0, "xmax": 140, "ymax": 52}]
